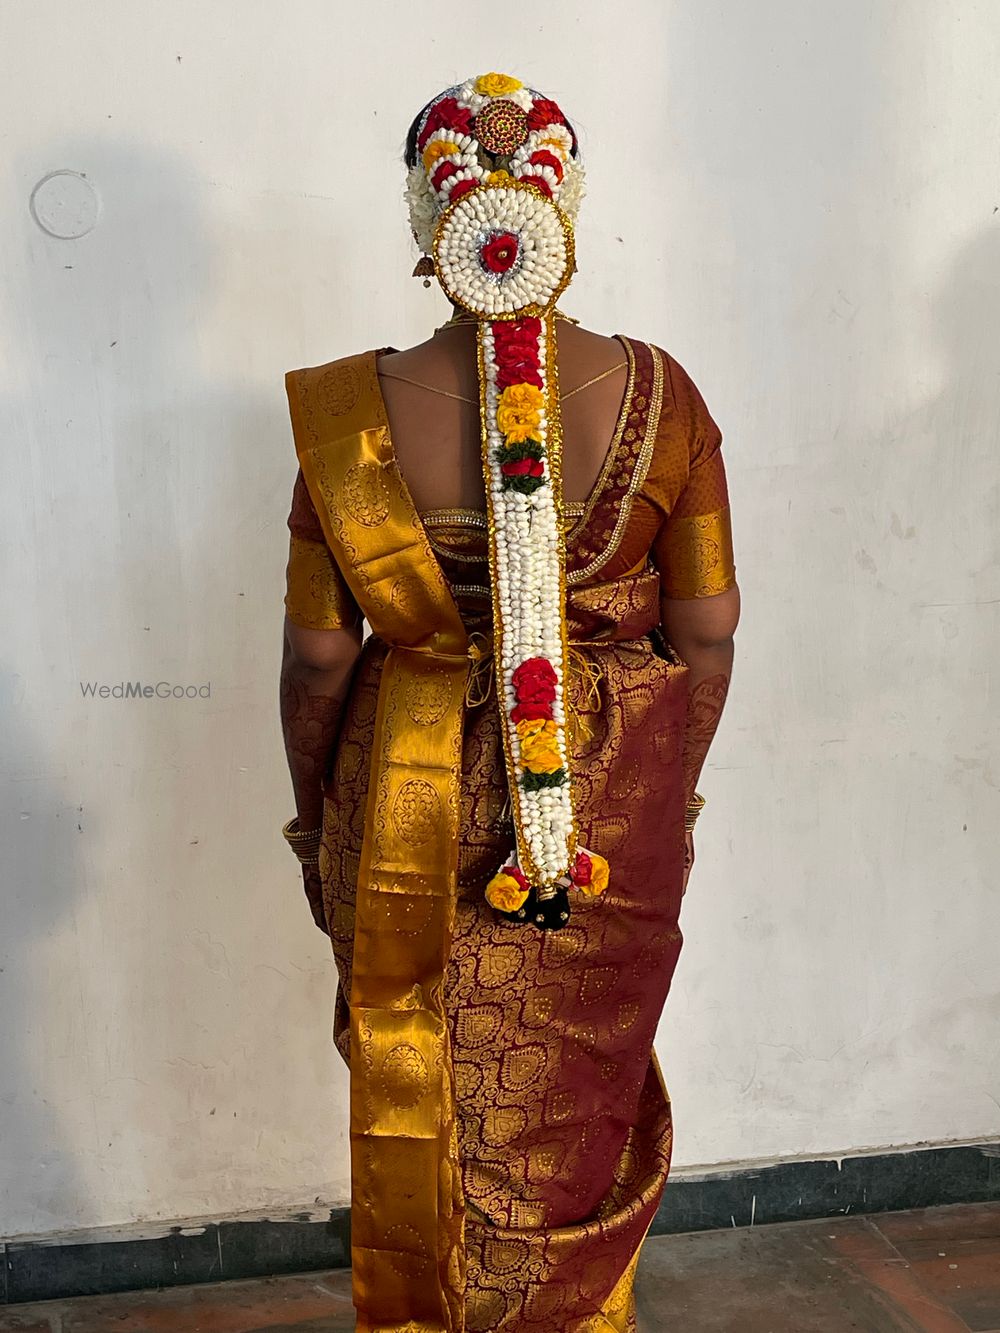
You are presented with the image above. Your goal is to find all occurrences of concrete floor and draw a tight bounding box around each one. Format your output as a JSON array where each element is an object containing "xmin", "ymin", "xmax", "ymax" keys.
[{"xmin": 1, "ymin": 1202, "xmax": 997, "ymax": 1331}]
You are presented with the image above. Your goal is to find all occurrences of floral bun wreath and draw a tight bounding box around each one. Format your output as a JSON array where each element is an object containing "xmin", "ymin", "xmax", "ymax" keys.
[{"xmin": 405, "ymin": 72, "xmax": 610, "ymax": 931}]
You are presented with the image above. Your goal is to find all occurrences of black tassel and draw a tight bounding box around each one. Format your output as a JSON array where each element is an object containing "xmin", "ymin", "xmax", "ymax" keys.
[
  {"xmin": 532, "ymin": 886, "xmax": 571, "ymax": 932},
  {"xmin": 491, "ymin": 884, "xmax": 571, "ymax": 930}
]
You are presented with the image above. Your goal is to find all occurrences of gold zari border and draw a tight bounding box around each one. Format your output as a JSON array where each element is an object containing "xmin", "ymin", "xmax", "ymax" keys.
[
  {"xmin": 659, "ymin": 505, "xmax": 736, "ymax": 598},
  {"xmin": 286, "ymin": 352, "xmax": 467, "ymax": 1332},
  {"xmin": 284, "ymin": 533, "xmax": 361, "ymax": 630}
]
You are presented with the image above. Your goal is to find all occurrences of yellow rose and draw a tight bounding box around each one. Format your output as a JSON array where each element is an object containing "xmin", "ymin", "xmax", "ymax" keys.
[
  {"xmin": 588, "ymin": 853, "xmax": 610, "ymax": 897},
  {"xmin": 475, "ymin": 72, "xmax": 523, "ymax": 97},
  {"xmin": 496, "ymin": 382, "xmax": 544, "ymax": 444},
  {"xmin": 423, "ymin": 140, "xmax": 460, "ymax": 170},
  {"xmin": 486, "ymin": 168, "xmax": 512, "ymax": 183},
  {"xmin": 486, "ymin": 871, "xmax": 530, "ymax": 912},
  {"xmin": 516, "ymin": 718, "xmax": 562, "ymax": 774}
]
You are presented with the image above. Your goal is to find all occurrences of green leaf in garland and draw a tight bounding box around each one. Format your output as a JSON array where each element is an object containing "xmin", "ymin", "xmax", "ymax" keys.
[
  {"xmin": 501, "ymin": 474, "xmax": 547, "ymax": 495},
  {"xmin": 495, "ymin": 438, "xmax": 544, "ymax": 465},
  {"xmin": 521, "ymin": 768, "xmax": 567, "ymax": 791}
]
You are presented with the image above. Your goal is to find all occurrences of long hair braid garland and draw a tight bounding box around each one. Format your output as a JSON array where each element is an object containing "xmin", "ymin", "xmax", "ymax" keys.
[{"xmin": 406, "ymin": 72, "xmax": 610, "ymax": 931}]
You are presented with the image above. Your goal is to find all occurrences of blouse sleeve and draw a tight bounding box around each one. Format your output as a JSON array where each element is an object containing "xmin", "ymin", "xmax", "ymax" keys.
[
  {"xmin": 284, "ymin": 470, "xmax": 363, "ymax": 631},
  {"xmin": 652, "ymin": 354, "xmax": 736, "ymax": 599}
]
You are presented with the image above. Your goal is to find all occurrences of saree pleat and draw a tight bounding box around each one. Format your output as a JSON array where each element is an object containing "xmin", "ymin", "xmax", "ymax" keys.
[{"xmin": 284, "ymin": 337, "xmax": 735, "ymax": 1331}]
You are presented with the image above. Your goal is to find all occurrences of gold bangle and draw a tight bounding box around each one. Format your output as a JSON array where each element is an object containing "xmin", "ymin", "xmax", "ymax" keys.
[
  {"xmin": 283, "ymin": 816, "xmax": 322, "ymax": 845},
  {"xmin": 684, "ymin": 792, "xmax": 706, "ymax": 832},
  {"xmin": 283, "ymin": 817, "xmax": 322, "ymax": 864},
  {"xmin": 292, "ymin": 846, "xmax": 322, "ymax": 865}
]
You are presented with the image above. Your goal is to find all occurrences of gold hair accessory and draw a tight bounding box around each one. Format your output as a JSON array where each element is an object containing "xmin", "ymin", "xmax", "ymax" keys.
[
  {"xmin": 412, "ymin": 254, "xmax": 435, "ymax": 288},
  {"xmin": 684, "ymin": 792, "xmax": 706, "ymax": 833}
]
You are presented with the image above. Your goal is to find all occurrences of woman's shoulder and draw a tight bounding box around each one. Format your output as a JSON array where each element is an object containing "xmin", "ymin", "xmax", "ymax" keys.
[
  {"xmin": 285, "ymin": 345, "xmax": 379, "ymax": 386},
  {"xmin": 629, "ymin": 337, "xmax": 722, "ymax": 446},
  {"xmin": 284, "ymin": 347, "xmax": 386, "ymax": 450}
]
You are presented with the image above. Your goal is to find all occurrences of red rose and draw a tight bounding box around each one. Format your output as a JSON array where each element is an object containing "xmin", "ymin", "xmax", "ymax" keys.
[
  {"xmin": 517, "ymin": 173, "xmax": 553, "ymax": 198},
  {"xmin": 511, "ymin": 700, "xmax": 553, "ymax": 724},
  {"xmin": 526, "ymin": 98, "xmax": 566, "ymax": 133},
  {"xmin": 512, "ymin": 657, "xmax": 558, "ymax": 705},
  {"xmin": 571, "ymin": 852, "xmax": 593, "ymax": 886},
  {"xmin": 503, "ymin": 864, "xmax": 530, "ymax": 891},
  {"xmin": 514, "ymin": 656, "xmax": 557, "ymax": 686},
  {"xmin": 495, "ymin": 326, "xmax": 537, "ymax": 351},
  {"xmin": 448, "ymin": 178, "xmax": 477, "ymax": 204},
  {"xmin": 529, "ymin": 149, "xmax": 564, "ymax": 182},
  {"xmin": 418, "ymin": 97, "xmax": 475, "ymax": 151},
  {"xmin": 501, "ymin": 457, "xmax": 545, "ymax": 477},
  {"xmin": 513, "ymin": 679, "xmax": 555, "ymax": 708},
  {"xmin": 495, "ymin": 361, "xmax": 543, "ymax": 391},
  {"xmin": 495, "ymin": 316, "xmax": 539, "ymax": 335},
  {"xmin": 493, "ymin": 316, "xmax": 541, "ymax": 351},
  {"xmin": 480, "ymin": 231, "xmax": 520, "ymax": 274},
  {"xmin": 496, "ymin": 341, "xmax": 539, "ymax": 370},
  {"xmin": 493, "ymin": 321, "xmax": 542, "ymax": 384},
  {"xmin": 431, "ymin": 160, "xmax": 459, "ymax": 192}
]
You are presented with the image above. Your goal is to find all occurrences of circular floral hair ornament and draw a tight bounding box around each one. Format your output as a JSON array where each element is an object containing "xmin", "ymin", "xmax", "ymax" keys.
[{"xmin": 432, "ymin": 179, "xmax": 575, "ymax": 318}]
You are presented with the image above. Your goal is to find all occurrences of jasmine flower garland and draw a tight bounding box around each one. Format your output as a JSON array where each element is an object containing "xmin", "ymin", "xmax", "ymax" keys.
[{"xmin": 413, "ymin": 71, "xmax": 608, "ymax": 929}]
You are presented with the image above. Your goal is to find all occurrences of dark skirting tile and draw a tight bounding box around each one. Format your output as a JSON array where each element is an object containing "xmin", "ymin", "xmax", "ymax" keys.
[
  {"xmin": 654, "ymin": 1142, "xmax": 1000, "ymax": 1236},
  {"xmin": 218, "ymin": 1217, "xmax": 349, "ymax": 1281},
  {"xmin": 4, "ymin": 1227, "xmax": 222, "ymax": 1305}
]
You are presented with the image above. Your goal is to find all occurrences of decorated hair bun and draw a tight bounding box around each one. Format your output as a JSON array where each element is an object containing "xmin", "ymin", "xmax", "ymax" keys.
[{"xmin": 405, "ymin": 72, "xmax": 586, "ymax": 256}]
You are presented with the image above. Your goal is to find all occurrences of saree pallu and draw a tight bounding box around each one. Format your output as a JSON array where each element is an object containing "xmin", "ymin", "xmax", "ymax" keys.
[{"xmin": 285, "ymin": 336, "xmax": 735, "ymax": 1331}]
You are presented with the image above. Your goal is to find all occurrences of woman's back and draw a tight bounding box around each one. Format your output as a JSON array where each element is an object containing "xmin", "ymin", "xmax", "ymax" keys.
[{"xmin": 376, "ymin": 317, "xmax": 630, "ymax": 513}]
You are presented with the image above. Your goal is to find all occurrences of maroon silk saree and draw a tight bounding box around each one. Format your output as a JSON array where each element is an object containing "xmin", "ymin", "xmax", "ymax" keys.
[{"xmin": 284, "ymin": 334, "xmax": 735, "ymax": 1331}]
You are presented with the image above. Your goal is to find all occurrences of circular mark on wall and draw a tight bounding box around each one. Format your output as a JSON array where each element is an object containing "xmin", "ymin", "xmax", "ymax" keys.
[{"xmin": 30, "ymin": 171, "xmax": 101, "ymax": 239}]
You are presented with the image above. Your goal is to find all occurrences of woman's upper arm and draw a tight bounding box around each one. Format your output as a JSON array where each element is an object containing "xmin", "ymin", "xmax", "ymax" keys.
[
  {"xmin": 284, "ymin": 470, "xmax": 364, "ymax": 632},
  {"xmin": 283, "ymin": 470, "xmax": 364, "ymax": 668},
  {"xmin": 650, "ymin": 351, "xmax": 739, "ymax": 644},
  {"xmin": 283, "ymin": 615, "xmax": 363, "ymax": 671}
]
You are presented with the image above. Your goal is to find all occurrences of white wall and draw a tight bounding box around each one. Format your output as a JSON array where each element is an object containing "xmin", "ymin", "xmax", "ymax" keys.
[{"xmin": 1, "ymin": 0, "xmax": 997, "ymax": 1239}]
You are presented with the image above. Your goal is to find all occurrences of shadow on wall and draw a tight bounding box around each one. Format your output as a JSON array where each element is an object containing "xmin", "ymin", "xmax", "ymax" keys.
[
  {"xmin": 863, "ymin": 222, "xmax": 1000, "ymax": 711},
  {"xmin": 0, "ymin": 135, "xmax": 316, "ymax": 1237},
  {"xmin": 0, "ymin": 693, "xmax": 86, "ymax": 1237}
]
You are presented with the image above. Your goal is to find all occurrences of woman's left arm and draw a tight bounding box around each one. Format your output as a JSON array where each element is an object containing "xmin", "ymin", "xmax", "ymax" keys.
[
  {"xmin": 660, "ymin": 586, "xmax": 741, "ymax": 805},
  {"xmin": 660, "ymin": 586, "xmax": 741, "ymax": 896},
  {"xmin": 281, "ymin": 620, "xmax": 363, "ymax": 833},
  {"xmin": 280, "ymin": 468, "xmax": 365, "ymax": 931},
  {"xmin": 280, "ymin": 619, "xmax": 362, "ymax": 932},
  {"xmin": 652, "ymin": 352, "xmax": 741, "ymax": 893}
]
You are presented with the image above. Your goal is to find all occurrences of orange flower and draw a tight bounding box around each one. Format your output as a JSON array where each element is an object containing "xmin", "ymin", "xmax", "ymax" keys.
[
  {"xmin": 485, "ymin": 870, "xmax": 530, "ymax": 912},
  {"xmin": 422, "ymin": 140, "xmax": 461, "ymax": 170},
  {"xmin": 496, "ymin": 382, "xmax": 544, "ymax": 443}
]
